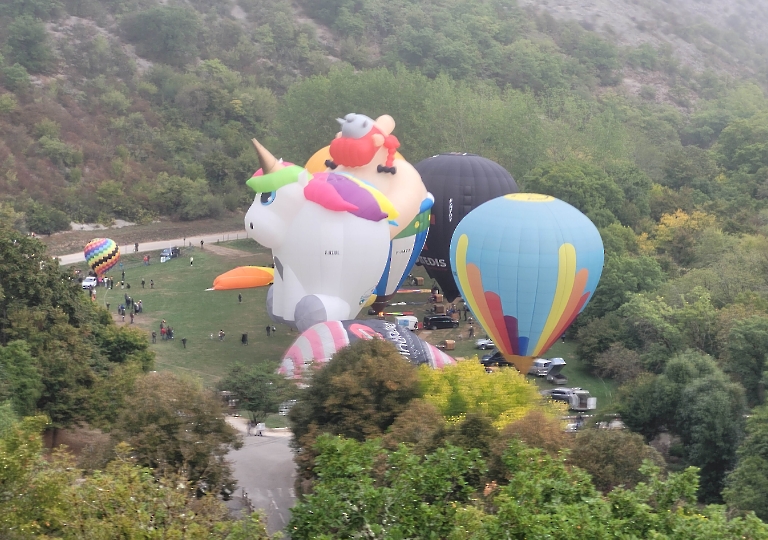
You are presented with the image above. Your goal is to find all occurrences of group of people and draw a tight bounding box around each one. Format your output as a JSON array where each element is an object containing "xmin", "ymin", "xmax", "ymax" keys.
[
  {"xmin": 265, "ymin": 325, "xmax": 277, "ymax": 337},
  {"xmin": 100, "ymin": 276, "xmax": 126, "ymax": 290},
  {"xmin": 154, "ymin": 320, "xmax": 174, "ymax": 342},
  {"xmin": 117, "ymin": 295, "xmax": 143, "ymax": 323}
]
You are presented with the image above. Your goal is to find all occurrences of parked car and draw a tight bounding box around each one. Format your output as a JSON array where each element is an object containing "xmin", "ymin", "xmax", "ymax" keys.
[
  {"xmin": 475, "ymin": 338, "xmax": 495, "ymax": 350},
  {"xmin": 423, "ymin": 315, "xmax": 459, "ymax": 330},
  {"xmin": 82, "ymin": 276, "xmax": 98, "ymax": 290},
  {"xmin": 528, "ymin": 358, "xmax": 552, "ymax": 376},
  {"xmin": 480, "ymin": 351, "xmax": 513, "ymax": 368},
  {"xmin": 549, "ymin": 387, "xmax": 582, "ymax": 403},
  {"xmin": 160, "ymin": 247, "xmax": 180, "ymax": 259}
]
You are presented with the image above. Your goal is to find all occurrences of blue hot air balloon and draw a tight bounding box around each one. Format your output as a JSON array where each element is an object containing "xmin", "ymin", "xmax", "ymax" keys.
[{"xmin": 450, "ymin": 193, "xmax": 604, "ymax": 374}]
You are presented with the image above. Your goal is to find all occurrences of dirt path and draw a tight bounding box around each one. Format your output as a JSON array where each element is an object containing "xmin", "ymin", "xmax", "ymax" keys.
[
  {"xmin": 204, "ymin": 244, "xmax": 255, "ymax": 258},
  {"xmin": 55, "ymin": 230, "xmax": 246, "ymax": 265},
  {"xmin": 42, "ymin": 216, "xmax": 246, "ymax": 255}
]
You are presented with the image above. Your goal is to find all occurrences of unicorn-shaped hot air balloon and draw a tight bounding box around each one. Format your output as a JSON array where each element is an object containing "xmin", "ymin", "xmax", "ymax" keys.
[{"xmin": 244, "ymin": 140, "xmax": 397, "ymax": 331}]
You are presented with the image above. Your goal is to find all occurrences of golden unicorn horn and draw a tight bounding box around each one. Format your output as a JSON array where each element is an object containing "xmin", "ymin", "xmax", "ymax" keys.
[{"xmin": 251, "ymin": 139, "xmax": 281, "ymax": 174}]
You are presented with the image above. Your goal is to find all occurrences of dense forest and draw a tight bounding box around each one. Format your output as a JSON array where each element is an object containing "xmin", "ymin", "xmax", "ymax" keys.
[{"xmin": 3, "ymin": 0, "xmax": 768, "ymax": 533}]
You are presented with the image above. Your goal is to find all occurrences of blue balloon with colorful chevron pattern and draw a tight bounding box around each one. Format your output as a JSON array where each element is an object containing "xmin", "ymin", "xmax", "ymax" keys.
[{"xmin": 449, "ymin": 193, "xmax": 604, "ymax": 373}]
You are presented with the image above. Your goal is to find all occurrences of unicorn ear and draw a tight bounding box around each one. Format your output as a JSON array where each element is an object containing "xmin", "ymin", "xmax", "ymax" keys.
[{"xmin": 298, "ymin": 169, "xmax": 312, "ymax": 187}]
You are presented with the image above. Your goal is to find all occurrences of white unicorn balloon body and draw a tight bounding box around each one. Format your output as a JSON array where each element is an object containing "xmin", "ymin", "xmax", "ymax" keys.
[{"xmin": 244, "ymin": 161, "xmax": 394, "ymax": 331}]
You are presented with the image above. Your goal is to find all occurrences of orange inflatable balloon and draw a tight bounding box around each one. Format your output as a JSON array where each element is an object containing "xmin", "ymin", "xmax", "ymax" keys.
[
  {"xmin": 305, "ymin": 146, "xmax": 404, "ymax": 174},
  {"xmin": 211, "ymin": 266, "xmax": 274, "ymax": 290}
]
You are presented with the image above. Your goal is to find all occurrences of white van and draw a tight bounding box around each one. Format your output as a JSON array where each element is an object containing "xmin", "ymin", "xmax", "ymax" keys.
[
  {"xmin": 528, "ymin": 358, "xmax": 551, "ymax": 376},
  {"xmin": 395, "ymin": 316, "xmax": 419, "ymax": 331}
]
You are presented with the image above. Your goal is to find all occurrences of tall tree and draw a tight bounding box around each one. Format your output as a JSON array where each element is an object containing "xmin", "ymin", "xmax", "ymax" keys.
[
  {"xmin": 111, "ymin": 372, "xmax": 241, "ymax": 498},
  {"xmin": 726, "ymin": 315, "xmax": 768, "ymax": 406},
  {"xmin": 724, "ymin": 403, "xmax": 768, "ymax": 521},
  {"xmin": 217, "ymin": 362, "xmax": 295, "ymax": 422},
  {"xmin": 619, "ymin": 350, "xmax": 746, "ymax": 502}
]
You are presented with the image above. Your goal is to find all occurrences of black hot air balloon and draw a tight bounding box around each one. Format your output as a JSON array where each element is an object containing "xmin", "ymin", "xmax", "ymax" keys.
[{"xmin": 414, "ymin": 153, "xmax": 519, "ymax": 302}]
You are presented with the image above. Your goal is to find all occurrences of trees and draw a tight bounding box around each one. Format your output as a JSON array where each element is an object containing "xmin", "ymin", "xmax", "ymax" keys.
[
  {"xmin": 583, "ymin": 254, "xmax": 665, "ymax": 320},
  {"xmin": 724, "ymin": 403, "xmax": 768, "ymax": 520},
  {"xmin": 0, "ymin": 416, "xmax": 269, "ymax": 538},
  {"xmin": 111, "ymin": 372, "xmax": 241, "ymax": 497},
  {"xmin": 523, "ymin": 159, "xmax": 624, "ymax": 227},
  {"xmin": 289, "ymin": 339, "xmax": 419, "ymax": 490},
  {"xmin": 288, "ymin": 435, "xmax": 486, "ymax": 540},
  {"xmin": 6, "ymin": 16, "xmax": 53, "ymax": 73},
  {"xmin": 726, "ymin": 315, "xmax": 768, "ymax": 406},
  {"xmin": 593, "ymin": 343, "xmax": 645, "ymax": 384},
  {"xmin": 289, "ymin": 339, "xmax": 421, "ymax": 446},
  {"xmin": 569, "ymin": 429, "xmax": 664, "ymax": 492},
  {"xmin": 289, "ymin": 435, "xmax": 768, "ymax": 538},
  {"xmin": 0, "ymin": 227, "xmax": 150, "ymax": 433},
  {"xmin": 121, "ymin": 7, "xmax": 201, "ymax": 67},
  {"xmin": 618, "ymin": 351, "xmax": 747, "ymax": 502},
  {"xmin": 0, "ymin": 340, "xmax": 42, "ymax": 417},
  {"xmin": 217, "ymin": 362, "xmax": 295, "ymax": 422},
  {"xmin": 419, "ymin": 360, "xmax": 554, "ymax": 429}
]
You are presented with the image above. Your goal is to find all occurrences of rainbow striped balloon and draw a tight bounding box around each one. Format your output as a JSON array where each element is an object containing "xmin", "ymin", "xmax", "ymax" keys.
[
  {"xmin": 450, "ymin": 194, "xmax": 604, "ymax": 374},
  {"xmin": 84, "ymin": 238, "xmax": 120, "ymax": 276}
]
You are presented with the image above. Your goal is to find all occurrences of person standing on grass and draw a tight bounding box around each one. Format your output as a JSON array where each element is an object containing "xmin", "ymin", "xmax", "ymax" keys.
[
  {"xmin": 150, "ymin": 279, "xmax": 154, "ymax": 289},
  {"xmin": 130, "ymin": 312, "xmax": 134, "ymax": 324},
  {"xmin": 219, "ymin": 329, "xmax": 225, "ymax": 341},
  {"xmin": 190, "ymin": 256, "xmax": 194, "ymax": 267},
  {"xmin": 142, "ymin": 278, "xmax": 145, "ymax": 288},
  {"xmin": 238, "ymin": 293, "xmax": 242, "ymax": 303},
  {"xmin": 182, "ymin": 337, "xmax": 187, "ymax": 348},
  {"xmin": 200, "ymin": 240, "xmax": 204, "ymax": 249},
  {"xmin": 266, "ymin": 325, "xmax": 271, "ymax": 337},
  {"xmin": 151, "ymin": 331, "xmax": 156, "ymax": 344}
]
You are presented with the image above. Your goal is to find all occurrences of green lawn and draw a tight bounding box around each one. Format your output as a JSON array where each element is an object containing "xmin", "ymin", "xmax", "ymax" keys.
[
  {"xmin": 81, "ymin": 242, "xmax": 616, "ymax": 412},
  {"xmin": 86, "ymin": 243, "xmax": 295, "ymax": 385}
]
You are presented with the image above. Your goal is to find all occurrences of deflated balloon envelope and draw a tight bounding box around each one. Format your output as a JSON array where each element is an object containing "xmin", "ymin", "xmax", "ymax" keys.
[
  {"xmin": 279, "ymin": 319, "xmax": 455, "ymax": 380},
  {"xmin": 415, "ymin": 153, "xmax": 518, "ymax": 302}
]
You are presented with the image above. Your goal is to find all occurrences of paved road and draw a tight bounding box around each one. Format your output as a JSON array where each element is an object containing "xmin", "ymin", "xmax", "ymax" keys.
[
  {"xmin": 225, "ymin": 417, "xmax": 297, "ymax": 534},
  {"xmin": 53, "ymin": 230, "xmax": 246, "ymax": 266}
]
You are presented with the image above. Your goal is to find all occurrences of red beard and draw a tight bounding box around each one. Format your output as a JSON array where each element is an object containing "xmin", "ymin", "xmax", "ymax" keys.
[{"xmin": 329, "ymin": 131, "xmax": 380, "ymax": 167}]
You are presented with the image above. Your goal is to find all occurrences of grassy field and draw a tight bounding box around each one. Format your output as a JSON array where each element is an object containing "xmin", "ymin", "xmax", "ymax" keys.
[
  {"xmin": 85, "ymin": 241, "xmax": 292, "ymax": 383},
  {"xmin": 81, "ymin": 241, "xmax": 615, "ymax": 411}
]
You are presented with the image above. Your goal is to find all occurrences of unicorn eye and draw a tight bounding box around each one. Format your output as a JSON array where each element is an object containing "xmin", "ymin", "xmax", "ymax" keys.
[{"xmin": 260, "ymin": 191, "xmax": 276, "ymax": 205}]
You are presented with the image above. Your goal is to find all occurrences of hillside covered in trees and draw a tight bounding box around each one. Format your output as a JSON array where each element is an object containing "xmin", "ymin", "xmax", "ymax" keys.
[{"xmin": 3, "ymin": 0, "xmax": 768, "ymax": 530}]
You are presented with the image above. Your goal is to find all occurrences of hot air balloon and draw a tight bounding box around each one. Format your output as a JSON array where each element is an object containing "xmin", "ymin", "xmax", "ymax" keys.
[
  {"xmin": 415, "ymin": 153, "xmax": 519, "ymax": 302},
  {"xmin": 305, "ymin": 145, "xmax": 404, "ymax": 174},
  {"xmin": 84, "ymin": 238, "xmax": 120, "ymax": 276},
  {"xmin": 209, "ymin": 266, "xmax": 274, "ymax": 291},
  {"xmin": 279, "ymin": 319, "xmax": 455, "ymax": 380},
  {"xmin": 321, "ymin": 113, "xmax": 433, "ymax": 312},
  {"xmin": 244, "ymin": 139, "xmax": 396, "ymax": 331},
  {"xmin": 450, "ymin": 194, "xmax": 604, "ymax": 374}
]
